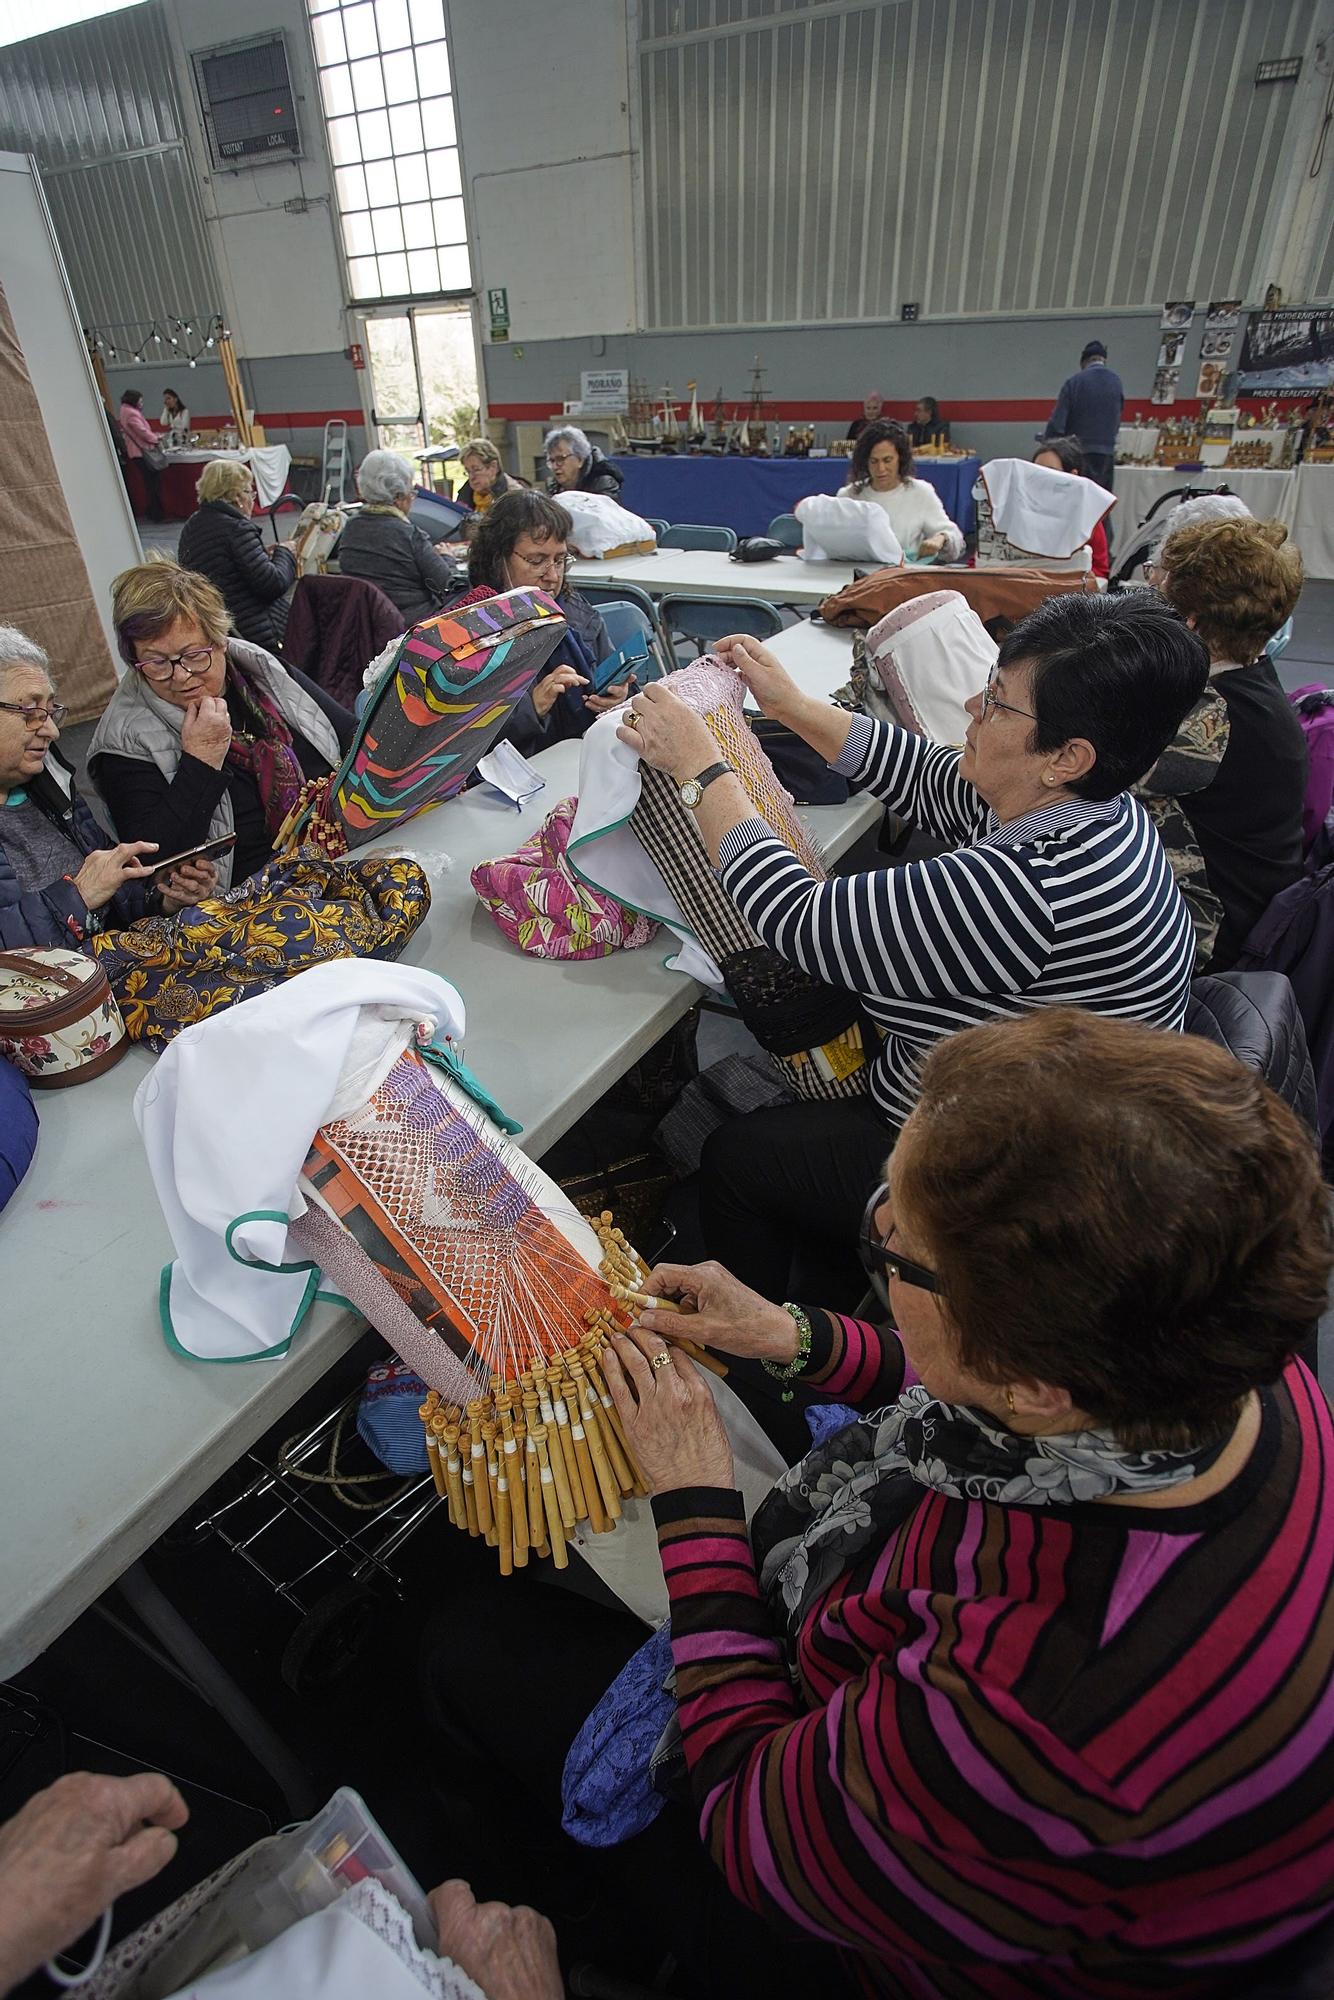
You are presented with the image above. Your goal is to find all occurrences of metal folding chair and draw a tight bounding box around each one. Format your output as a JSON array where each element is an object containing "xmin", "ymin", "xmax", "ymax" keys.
[
  {"xmin": 659, "ymin": 522, "xmax": 738, "ymax": 552},
  {"xmin": 767, "ymin": 513, "xmax": 803, "ymax": 547},
  {"xmin": 659, "ymin": 592, "xmax": 783, "ymax": 662},
  {"xmin": 594, "ymin": 600, "xmax": 669, "ymax": 684}
]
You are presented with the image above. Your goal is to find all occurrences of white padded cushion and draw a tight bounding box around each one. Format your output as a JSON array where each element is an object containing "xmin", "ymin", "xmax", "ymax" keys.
[
  {"xmin": 794, "ymin": 493, "xmax": 903, "ymax": 565},
  {"xmin": 866, "ymin": 589, "xmax": 997, "ymax": 744}
]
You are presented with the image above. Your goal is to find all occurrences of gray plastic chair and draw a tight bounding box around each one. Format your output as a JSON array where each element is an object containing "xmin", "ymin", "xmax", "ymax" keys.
[
  {"xmin": 659, "ymin": 523, "xmax": 738, "ymax": 552},
  {"xmin": 569, "ymin": 579, "xmax": 674, "ymax": 671},
  {"xmin": 644, "ymin": 517, "xmax": 671, "ymax": 538},
  {"xmin": 659, "ymin": 593, "xmax": 783, "ymax": 662},
  {"xmin": 767, "ymin": 513, "xmax": 803, "ymax": 547},
  {"xmin": 592, "ymin": 599, "xmax": 670, "ymax": 684}
]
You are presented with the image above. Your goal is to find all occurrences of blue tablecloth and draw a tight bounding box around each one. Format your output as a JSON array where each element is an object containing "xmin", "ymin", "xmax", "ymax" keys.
[{"xmin": 609, "ymin": 455, "xmax": 979, "ymax": 540}]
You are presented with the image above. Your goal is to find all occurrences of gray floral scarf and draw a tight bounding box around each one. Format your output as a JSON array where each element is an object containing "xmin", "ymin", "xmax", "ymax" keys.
[{"xmin": 751, "ymin": 1384, "xmax": 1226, "ymax": 1647}]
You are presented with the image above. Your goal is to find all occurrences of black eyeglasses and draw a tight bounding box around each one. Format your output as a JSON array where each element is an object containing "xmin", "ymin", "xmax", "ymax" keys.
[
  {"xmin": 0, "ymin": 699, "xmax": 67, "ymax": 728},
  {"xmin": 134, "ymin": 645, "xmax": 216, "ymax": 685},
  {"xmin": 857, "ymin": 1183, "xmax": 943, "ymax": 1297}
]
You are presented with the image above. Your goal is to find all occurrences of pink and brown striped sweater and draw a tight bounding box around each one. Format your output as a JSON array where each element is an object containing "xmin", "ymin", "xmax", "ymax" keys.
[{"xmin": 653, "ymin": 1313, "xmax": 1334, "ymax": 1996}]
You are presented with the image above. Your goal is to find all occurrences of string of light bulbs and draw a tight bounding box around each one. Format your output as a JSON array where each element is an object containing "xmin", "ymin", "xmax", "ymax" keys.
[{"xmin": 83, "ymin": 314, "xmax": 231, "ymax": 369}]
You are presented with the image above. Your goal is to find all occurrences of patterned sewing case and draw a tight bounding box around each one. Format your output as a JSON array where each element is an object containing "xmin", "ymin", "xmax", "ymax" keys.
[{"xmin": 296, "ymin": 587, "xmax": 568, "ymax": 849}]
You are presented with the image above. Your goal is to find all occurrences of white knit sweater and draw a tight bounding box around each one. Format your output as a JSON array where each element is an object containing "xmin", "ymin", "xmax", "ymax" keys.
[{"xmin": 836, "ymin": 478, "xmax": 964, "ymax": 560}]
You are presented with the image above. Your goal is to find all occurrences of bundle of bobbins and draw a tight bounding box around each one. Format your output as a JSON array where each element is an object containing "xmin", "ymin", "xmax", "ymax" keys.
[{"xmin": 416, "ymin": 1212, "xmax": 725, "ymax": 1575}]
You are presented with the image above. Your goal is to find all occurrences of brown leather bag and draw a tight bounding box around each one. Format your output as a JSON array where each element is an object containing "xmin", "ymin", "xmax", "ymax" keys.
[{"xmin": 818, "ymin": 566, "xmax": 1097, "ymax": 631}]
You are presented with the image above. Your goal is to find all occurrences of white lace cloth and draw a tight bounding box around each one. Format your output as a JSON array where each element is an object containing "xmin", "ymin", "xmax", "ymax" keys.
[{"xmin": 170, "ymin": 1878, "xmax": 489, "ymax": 2000}]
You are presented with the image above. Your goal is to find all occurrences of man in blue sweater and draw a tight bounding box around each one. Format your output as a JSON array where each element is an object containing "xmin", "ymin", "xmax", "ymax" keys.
[{"xmin": 1044, "ymin": 340, "xmax": 1123, "ymax": 493}]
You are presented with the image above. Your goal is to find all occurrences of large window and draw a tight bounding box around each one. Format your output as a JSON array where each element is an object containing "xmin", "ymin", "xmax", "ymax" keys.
[{"xmin": 307, "ymin": 0, "xmax": 470, "ymax": 303}]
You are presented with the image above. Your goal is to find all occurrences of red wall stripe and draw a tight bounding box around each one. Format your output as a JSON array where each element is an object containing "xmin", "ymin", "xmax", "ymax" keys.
[
  {"xmin": 183, "ymin": 409, "xmax": 366, "ymax": 429},
  {"xmin": 489, "ymin": 396, "xmax": 1269, "ymax": 425}
]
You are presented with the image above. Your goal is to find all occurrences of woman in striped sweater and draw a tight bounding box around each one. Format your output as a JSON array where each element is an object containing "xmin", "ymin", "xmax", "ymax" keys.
[
  {"xmin": 603, "ymin": 1008, "xmax": 1334, "ymax": 1997},
  {"xmin": 619, "ymin": 592, "xmax": 1210, "ymax": 1305}
]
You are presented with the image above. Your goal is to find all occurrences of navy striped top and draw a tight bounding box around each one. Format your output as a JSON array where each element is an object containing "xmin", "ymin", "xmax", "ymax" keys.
[{"xmin": 717, "ymin": 714, "xmax": 1196, "ymax": 1125}]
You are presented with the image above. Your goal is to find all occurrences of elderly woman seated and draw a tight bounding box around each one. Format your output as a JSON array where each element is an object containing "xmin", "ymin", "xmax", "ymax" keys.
[
  {"xmin": 432, "ymin": 1010, "xmax": 1334, "ymax": 1998},
  {"xmin": 618, "ymin": 591, "xmax": 1209, "ymax": 1303},
  {"xmin": 0, "ymin": 626, "xmax": 214, "ymax": 950},
  {"xmin": 447, "ymin": 491, "xmax": 634, "ymax": 756},
  {"xmin": 457, "ymin": 436, "xmax": 518, "ymax": 516},
  {"xmin": 89, "ymin": 562, "xmax": 356, "ymax": 889},
  {"xmin": 544, "ymin": 426, "xmax": 624, "ymax": 499},
  {"xmin": 1156, "ymin": 513, "xmax": 1307, "ymax": 969},
  {"xmin": 336, "ymin": 449, "xmax": 459, "ymax": 628},
  {"xmin": 177, "ymin": 457, "xmax": 296, "ymax": 653}
]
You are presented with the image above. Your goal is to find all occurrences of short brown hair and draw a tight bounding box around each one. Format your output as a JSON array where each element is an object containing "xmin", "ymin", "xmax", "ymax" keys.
[
  {"xmin": 467, "ymin": 490, "xmax": 572, "ymax": 590},
  {"xmin": 195, "ymin": 458, "xmax": 253, "ymax": 508},
  {"xmin": 1158, "ymin": 516, "xmax": 1303, "ymax": 664},
  {"xmin": 111, "ymin": 556, "xmax": 231, "ymax": 668},
  {"xmin": 893, "ymin": 1009, "xmax": 1331, "ymax": 1451},
  {"xmin": 461, "ymin": 436, "xmax": 501, "ymax": 468}
]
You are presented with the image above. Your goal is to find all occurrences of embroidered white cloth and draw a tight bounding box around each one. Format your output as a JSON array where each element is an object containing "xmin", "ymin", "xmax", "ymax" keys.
[
  {"xmin": 980, "ymin": 458, "xmax": 1113, "ymax": 559},
  {"xmin": 168, "ymin": 1878, "xmax": 487, "ymax": 2000},
  {"xmin": 136, "ymin": 959, "xmax": 465, "ymax": 1361}
]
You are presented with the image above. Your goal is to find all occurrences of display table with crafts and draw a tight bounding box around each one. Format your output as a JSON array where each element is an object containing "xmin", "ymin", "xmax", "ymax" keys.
[
  {"xmin": 609, "ymin": 453, "xmax": 980, "ymax": 541},
  {"xmin": 0, "ymin": 732, "xmax": 880, "ymax": 1678},
  {"xmin": 1112, "ymin": 463, "xmax": 1334, "ymax": 579},
  {"xmin": 124, "ymin": 443, "xmax": 293, "ymax": 520}
]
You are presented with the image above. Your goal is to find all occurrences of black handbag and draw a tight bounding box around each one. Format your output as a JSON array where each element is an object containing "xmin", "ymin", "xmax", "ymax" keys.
[
  {"xmin": 730, "ymin": 537, "xmax": 786, "ymax": 563},
  {"xmin": 750, "ymin": 716, "xmax": 850, "ymax": 804}
]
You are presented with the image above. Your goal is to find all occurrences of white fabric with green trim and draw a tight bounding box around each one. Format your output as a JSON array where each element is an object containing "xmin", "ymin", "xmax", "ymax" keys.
[
  {"xmin": 566, "ymin": 710, "xmax": 726, "ymax": 988},
  {"xmin": 135, "ymin": 959, "xmax": 465, "ymax": 1362}
]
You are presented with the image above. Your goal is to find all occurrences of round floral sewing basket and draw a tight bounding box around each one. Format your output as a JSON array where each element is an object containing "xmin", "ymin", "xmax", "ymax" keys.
[{"xmin": 0, "ymin": 947, "xmax": 128, "ymax": 1087}]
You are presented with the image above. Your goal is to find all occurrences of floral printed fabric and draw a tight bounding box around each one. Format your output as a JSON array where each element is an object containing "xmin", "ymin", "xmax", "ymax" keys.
[
  {"xmin": 472, "ymin": 797, "xmax": 657, "ymax": 960},
  {"xmin": 750, "ymin": 1382, "xmax": 1227, "ymax": 1649},
  {"xmin": 88, "ymin": 848, "xmax": 429, "ymax": 1051}
]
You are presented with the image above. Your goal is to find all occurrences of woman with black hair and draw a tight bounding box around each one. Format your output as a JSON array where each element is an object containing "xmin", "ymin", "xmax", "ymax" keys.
[
  {"xmin": 448, "ymin": 490, "xmax": 633, "ymax": 756},
  {"xmin": 908, "ymin": 395, "xmax": 950, "ymax": 448},
  {"xmin": 837, "ymin": 420, "xmax": 964, "ymax": 559}
]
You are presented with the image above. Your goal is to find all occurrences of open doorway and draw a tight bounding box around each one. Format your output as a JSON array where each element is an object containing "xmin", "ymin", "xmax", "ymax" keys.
[{"xmin": 359, "ymin": 303, "xmax": 480, "ymax": 493}]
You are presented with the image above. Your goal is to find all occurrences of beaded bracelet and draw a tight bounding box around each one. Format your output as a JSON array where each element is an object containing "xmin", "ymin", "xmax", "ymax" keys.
[{"xmin": 762, "ymin": 1303, "xmax": 813, "ymax": 1402}]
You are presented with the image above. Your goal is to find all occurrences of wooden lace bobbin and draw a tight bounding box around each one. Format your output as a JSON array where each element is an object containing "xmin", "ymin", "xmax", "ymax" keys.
[
  {"xmin": 496, "ymin": 1397, "xmax": 529, "ymax": 1567},
  {"xmin": 573, "ymin": 1344, "xmax": 637, "ymax": 1496},
  {"xmin": 580, "ymin": 1338, "xmax": 649, "ymax": 1497},
  {"xmin": 560, "ymin": 1370, "xmax": 612, "ymax": 1534},
  {"xmin": 531, "ymin": 1424, "xmax": 568, "ymax": 1569},
  {"xmin": 605, "ymin": 1284, "xmax": 729, "ymax": 1380},
  {"xmin": 467, "ymin": 1404, "xmax": 494, "ymax": 1540},
  {"xmin": 420, "ymin": 1397, "xmax": 446, "ymax": 1499},
  {"xmin": 521, "ymin": 1391, "xmax": 552, "ymax": 1552},
  {"xmin": 449, "ymin": 1409, "xmax": 478, "ymax": 1537},
  {"xmin": 524, "ymin": 1428, "xmax": 549, "ymax": 1558},
  {"xmin": 442, "ymin": 1424, "xmax": 469, "ymax": 1531},
  {"xmin": 430, "ymin": 1410, "xmax": 463, "ymax": 1530},
  {"xmin": 532, "ymin": 1373, "xmax": 578, "ymax": 1529},
  {"xmin": 564, "ymin": 1359, "xmax": 622, "ymax": 1524},
  {"xmin": 488, "ymin": 1419, "xmax": 513, "ymax": 1577},
  {"xmin": 482, "ymin": 1422, "xmax": 504, "ymax": 1555},
  {"xmin": 536, "ymin": 1364, "xmax": 590, "ymax": 1524}
]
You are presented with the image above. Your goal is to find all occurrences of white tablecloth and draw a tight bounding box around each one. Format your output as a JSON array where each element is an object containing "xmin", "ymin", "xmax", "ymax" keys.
[
  {"xmin": 1112, "ymin": 464, "xmax": 1334, "ymax": 580},
  {"xmin": 161, "ymin": 444, "xmax": 292, "ymax": 509}
]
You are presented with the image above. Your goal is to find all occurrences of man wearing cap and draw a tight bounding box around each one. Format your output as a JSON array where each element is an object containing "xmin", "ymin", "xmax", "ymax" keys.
[{"xmin": 1043, "ymin": 341, "xmax": 1124, "ymax": 493}]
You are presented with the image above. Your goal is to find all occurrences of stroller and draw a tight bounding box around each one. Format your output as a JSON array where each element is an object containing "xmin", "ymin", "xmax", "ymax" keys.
[{"xmin": 1108, "ymin": 481, "xmax": 1236, "ymax": 588}]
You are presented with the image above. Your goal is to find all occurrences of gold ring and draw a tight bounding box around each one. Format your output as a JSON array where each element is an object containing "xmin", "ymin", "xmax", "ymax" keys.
[
  {"xmin": 650, "ymin": 1350, "xmax": 673, "ymax": 1372},
  {"xmin": 624, "ymin": 708, "xmax": 641, "ymax": 729}
]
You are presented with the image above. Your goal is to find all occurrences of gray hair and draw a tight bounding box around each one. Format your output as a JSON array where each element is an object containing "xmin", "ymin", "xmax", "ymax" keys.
[
  {"xmin": 357, "ymin": 448, "xmax": 417, "ymax": 505},
  {"xmin": 544, "ymin": 425, "xmax": 591, "ymax": 463},
  {"xmin": 0, "ymin": 627, "xmax": 52, "ymax": 688},
  {"xmin": 1153, "ymin": 492, "xmax": 1251, "ymax": 550}
]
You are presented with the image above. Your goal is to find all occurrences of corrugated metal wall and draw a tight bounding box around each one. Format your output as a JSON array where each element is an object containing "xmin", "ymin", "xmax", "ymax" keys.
[
  {"xmin": 638, "ymin": 0, "xmax": 1318, "ymax": 329},
  {"xmin": 0, "ymin": 1, "xmax": 221, "ymax": 336}
]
